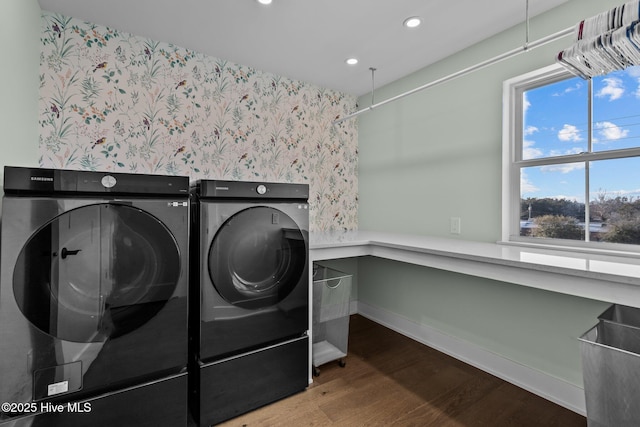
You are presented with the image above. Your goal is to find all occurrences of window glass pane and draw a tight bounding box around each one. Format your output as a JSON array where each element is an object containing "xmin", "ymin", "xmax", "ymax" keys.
[
  {"xmin": 522, "ymin": 77, "xmax": 588, "ymax": 160},
  {"xmin": 592, "ymin": 66, "xmax": 640, "ymax": 152},
  {"xmin": 520, "ymin": 163, "xmax": 585, "ymax": 241},
  {"xmin": 589, "ymin": 157, "xmax": 640, "ymax": 244}
]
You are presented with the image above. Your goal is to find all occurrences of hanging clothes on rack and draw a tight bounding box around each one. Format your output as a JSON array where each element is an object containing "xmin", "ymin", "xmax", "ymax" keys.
[{"xmin": 557, "ymin": 0, "xmax": 640, "ymax": 78}]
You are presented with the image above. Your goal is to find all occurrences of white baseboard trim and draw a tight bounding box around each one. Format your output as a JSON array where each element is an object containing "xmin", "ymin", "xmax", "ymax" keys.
[{"xmin": 355, "ymin": 301, "xmax": 586, "ymax": 416}]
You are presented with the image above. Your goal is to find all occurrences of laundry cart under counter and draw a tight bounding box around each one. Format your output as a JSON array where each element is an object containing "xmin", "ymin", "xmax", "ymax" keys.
[{"xmin": 312, "ymin": 264, "xmax": 352, "ymax": 376}]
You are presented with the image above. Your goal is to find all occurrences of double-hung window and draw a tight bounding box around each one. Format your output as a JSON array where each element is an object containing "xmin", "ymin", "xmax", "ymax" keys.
[{"xmin": 503, "ymin": 63, "xmax": 640, "ymax": 252}]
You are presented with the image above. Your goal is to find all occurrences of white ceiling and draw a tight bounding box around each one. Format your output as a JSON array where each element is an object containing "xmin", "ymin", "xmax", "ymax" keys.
[{"xmin": 37, "ymin": 0, "xmax": 569, "ymax": 96}]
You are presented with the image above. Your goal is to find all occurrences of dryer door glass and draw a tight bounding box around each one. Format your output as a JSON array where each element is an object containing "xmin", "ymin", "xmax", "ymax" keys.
[
  {"xmin": 208, "ymin": 206, "xmax": 307, "ymax": 309},
  {"xmin": 13, "ymin": 203, "xmax": 180, "ymax": 343}
]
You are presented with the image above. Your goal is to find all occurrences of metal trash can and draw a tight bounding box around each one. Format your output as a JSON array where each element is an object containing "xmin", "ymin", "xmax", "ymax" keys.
[
  {"xmin": 312, "ymin": 265, "xmax": 352, "ymax": 376},
  {"xmin": 579, "ymin": 304, "xmax": 640, "ymax": 427}
]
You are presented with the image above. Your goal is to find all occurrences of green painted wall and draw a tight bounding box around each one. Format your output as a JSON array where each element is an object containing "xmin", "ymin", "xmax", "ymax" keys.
[
  {"xmin": 358, "ymin": 258, "xmax": 608, "ymax": 385},
  {"xmin": 356, "ymin": 0, "xmax": 620, "ymax": 387},
  {"xmin": 0, "ymin": 0, "xmax": 41, "ymax": 187}
]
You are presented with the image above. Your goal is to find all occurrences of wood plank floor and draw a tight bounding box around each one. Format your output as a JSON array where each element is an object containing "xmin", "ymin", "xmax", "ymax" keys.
[{"xmin": 219, "ymin": 315, "xmax": 587, "ymax": 426}]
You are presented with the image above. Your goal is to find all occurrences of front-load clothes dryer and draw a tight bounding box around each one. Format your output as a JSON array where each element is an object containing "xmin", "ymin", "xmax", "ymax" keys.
[
  {"xmin": 0, "ymin": 166, "xmax": 190, "ymax": 426},
  {"xmin": 190, "ymin": 180, "xmax": 309, "ymax": 426}
]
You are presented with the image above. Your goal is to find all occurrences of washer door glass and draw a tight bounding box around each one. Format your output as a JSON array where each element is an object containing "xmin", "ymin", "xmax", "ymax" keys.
[
  {"xmin": 13, "ymin": 203, "xmax": 181, "ymax": 343},
  {"xmin": 208, "ymin": 206, "xmax": 307, "ymax": 309}
]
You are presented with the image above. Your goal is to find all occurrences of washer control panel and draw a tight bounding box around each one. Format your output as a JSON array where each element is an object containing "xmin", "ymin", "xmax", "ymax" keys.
[{"xmin": 3, "ymin": 166, "xmax": 188, "ymax": 194}]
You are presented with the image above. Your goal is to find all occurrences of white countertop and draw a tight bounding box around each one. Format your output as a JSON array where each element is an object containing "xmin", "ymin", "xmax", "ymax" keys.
[{"xmin": 310, "ymin": 230, "xmax": 640, "ymax": 308}]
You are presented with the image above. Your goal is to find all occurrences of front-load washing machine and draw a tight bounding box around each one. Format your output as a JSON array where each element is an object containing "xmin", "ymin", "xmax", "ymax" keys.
[
  {"xmin": 190, "ymin": 180, "xmax": 309, "ymax": 426},
  {"xmin": 0, "ymin": 166, "xmax": 189, "ymax": 426}
]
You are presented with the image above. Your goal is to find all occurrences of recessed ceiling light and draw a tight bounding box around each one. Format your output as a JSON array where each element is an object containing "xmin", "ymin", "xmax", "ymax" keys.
[
  {"xmin": 257, "ymin": 0, "xmax": 272, "ymax": 5},
  {"xmin": 403, "ymin": 16, "xmax": 422, "ymax": 28},
  {"xmin": 345, "ymin": 58, "xmax": 359, "ymax": 66}
]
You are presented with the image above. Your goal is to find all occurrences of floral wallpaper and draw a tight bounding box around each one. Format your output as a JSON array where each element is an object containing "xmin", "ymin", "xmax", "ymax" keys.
[{"xmin": 38, "ymin": 12, "xmax": 358, "ymax": 232}]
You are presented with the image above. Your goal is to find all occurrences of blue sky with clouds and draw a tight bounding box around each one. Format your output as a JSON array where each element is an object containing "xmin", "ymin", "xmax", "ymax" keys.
[{"xmin": 522, "ymin": 66, "xmax": 640, "ymax": 203}]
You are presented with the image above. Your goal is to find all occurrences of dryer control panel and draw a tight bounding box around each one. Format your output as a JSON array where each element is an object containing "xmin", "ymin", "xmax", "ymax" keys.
[{"xmin": 195, "ymin": 179, "xmax": 309, "ymax": 200}]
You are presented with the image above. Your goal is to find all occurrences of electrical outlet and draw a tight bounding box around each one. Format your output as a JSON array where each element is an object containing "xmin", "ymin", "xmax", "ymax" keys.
[{"xmin": 450, "ymin": 217, "xmax": 461, "ymax": 234}]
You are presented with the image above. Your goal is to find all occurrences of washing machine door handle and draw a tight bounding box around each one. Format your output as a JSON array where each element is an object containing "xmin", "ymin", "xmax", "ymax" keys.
[{"xmin": 60, "ymin": 247, "xmax": 82, "ymax": 259}]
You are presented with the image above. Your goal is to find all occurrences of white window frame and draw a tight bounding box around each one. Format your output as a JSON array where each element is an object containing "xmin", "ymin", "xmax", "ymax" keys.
[{"xmin": 501, "ymin": 64, "xmax": 640, "ymax": 254}]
